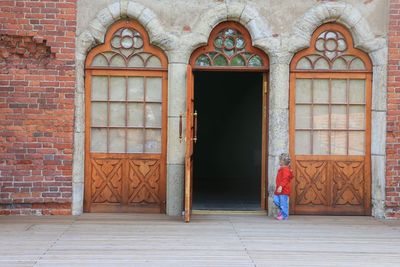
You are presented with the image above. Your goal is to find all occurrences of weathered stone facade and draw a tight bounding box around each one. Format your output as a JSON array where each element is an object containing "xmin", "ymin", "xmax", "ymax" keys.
[{"xmin": 1, "ymin": 0, "xmax": 398, "ymax": 218}]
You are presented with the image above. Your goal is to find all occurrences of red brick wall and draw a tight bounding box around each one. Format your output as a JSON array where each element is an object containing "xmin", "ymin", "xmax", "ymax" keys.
[
  {"xmin": 387, "ymin": 0, "xmax": 400, "ymax": 219},
  {"xmin": 0, "ymin": 0, "xmax": 76, "ymax": 215}
]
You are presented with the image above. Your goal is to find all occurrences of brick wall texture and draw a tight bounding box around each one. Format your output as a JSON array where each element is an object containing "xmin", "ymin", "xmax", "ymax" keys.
[
  {"xmin": 0, "ymin": 0, "xmax": 76, "ymax": 215},
  {"xmin": 387, "ymin": 0, "xmax": 400, "ymax": 219}
]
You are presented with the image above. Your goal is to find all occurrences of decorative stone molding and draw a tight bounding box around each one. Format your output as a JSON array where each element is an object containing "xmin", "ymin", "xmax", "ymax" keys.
[
  {"xmin": 288, "ymin": 2, "xmax": 386, "ymax": 57},
  {"xmin": 178, "ymin": 2, "xmax": 278, "ymax": 64},
  {"xmin": 76, "ymin": 0, "xmax": 176, "ymax": 60}
]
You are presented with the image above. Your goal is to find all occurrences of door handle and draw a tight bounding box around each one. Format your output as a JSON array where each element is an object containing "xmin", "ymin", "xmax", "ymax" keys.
[
  {"xmin": 179, "ymin": 113, "xmax": 183, "ymax": 143},
  {"xmin": 193, "ymin": 110, "xmax": 197, "ymax": 143}
]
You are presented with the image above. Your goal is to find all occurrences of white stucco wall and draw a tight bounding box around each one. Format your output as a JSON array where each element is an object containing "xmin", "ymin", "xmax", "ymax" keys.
[{"xmin": 73, "ymin": 0, "xmax": 388, "ymax": 217}]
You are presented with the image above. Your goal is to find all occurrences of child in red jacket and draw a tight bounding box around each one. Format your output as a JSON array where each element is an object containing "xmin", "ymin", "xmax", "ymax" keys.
[{"xmin": 274, "ymin": 153, "xmax": 293, "ymax": 220}]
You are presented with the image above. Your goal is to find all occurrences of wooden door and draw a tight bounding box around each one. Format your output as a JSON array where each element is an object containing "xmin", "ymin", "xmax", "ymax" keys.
[
  {"xmin": 184, "ymin": 65, "xmax": 195, "ymax": 222},
  {"xmin": 84, "ymin": 20, "xmax": 168, "ymax": 213},
  {"xmin": 289, "ymin": 23, "xmax": 372, "ymax": 215}
]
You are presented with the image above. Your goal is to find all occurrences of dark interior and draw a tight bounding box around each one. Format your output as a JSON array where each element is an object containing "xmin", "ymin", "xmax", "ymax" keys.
[{"xmin": 192, "ymin": 71, "xmax": 263, "ymax": 210}]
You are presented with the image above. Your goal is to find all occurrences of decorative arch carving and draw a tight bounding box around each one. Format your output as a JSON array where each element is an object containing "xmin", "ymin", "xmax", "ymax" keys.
[
  {"xmin": 291, "ymin": 23, "xmax": 372, "ymax": 72},
  {"xmin": 85, "ymin": 20, "xmax": 168, "ymax": 70},
  {"xmin": 190, "ymin": 21, "xmax": 269, "ymax": 70}
]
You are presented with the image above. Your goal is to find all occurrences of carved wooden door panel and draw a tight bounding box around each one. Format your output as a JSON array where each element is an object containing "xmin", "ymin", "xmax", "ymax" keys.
[
  {"xmin": 84, "ymin": 21, "xmax": 168, "ymax": 213},
  {"xmin": 289, "ymin": 24, "xmax": 372, "ymax": 215},
  {"xmin": 184, "ymin": 65, "xmax": 195, "ymax": 222}
]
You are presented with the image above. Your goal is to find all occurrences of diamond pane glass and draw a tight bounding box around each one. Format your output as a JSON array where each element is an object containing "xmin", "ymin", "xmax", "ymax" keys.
[
  {"xmin": 296, "ymin": 79, "xmax": 312, "ymax": 103},
  {"xmin": 296, "ymin": 105, "xmax": 311, "ymax": 129},
  {"xmin": 145, "ymin": 103, "xmax": 162, "ymax": 128},
  {"xmin": 145, "ymin": 129, "xmax": 161, "ymax": 153},
  {"xmin": 109, "ymin": 129, "xmax": 125, "ymax": 153},
  {"xmin": 349, "ymin": 106, "xmax": 365, "ymax": 130},
  {"xmin": 127, "ymin": 77, "xmax": 144, "ymax": 101},
  {"xmin": 331, "ymin": 105, "xmax": 347, "ymax": 129},
  {"xmin": 127, "ymin": 103, "xmax": 144, "ymax": 127},
  {"xmin": 91, "ymin": 103, "xmax": 107, "ymax": 127},
  {"xmin": 295, "ymin": 131, "xmax": 311, "ymax": 155},
  {"xmin": 313, "ymin": 105, "xmax": 329, "ymax": 129},
  {"xmin": 109, "ymin": 103, "xmax": 125, "ymax": 127},
  {"xmin": 331, "ymin": 131, "xmax": 347, "ymax": 155},
  {"xmin": 331, "ymin": 79, "xmax": 347, "ymax": 103},
  {"xmin": 91, "ymin": 76, "xmax": 108, "ymax": 101},
  {"xmin": 109, "ymin": 77, "xmax": 126, "ymax": 101},
  {"xmin": 146, "ymin": 77, "xmax": 162, "ymax": 102},
  {"xmin": 313, "ymin": 131, "xmax": 329, "ymax": 155},
  {"xmin": 127, "ymin": 129, "xmax": 144, "ymax": 153},
  {"xmin": 313, "ymin": 79, "xmax": 329, "ymax": 103},
  {"xmin": 349, "ymin": 131, "xmax": 364, "ymax": 155},
  {"xmin": 91, "ymin": 128, "xmax": 107, "ymax": 152}
]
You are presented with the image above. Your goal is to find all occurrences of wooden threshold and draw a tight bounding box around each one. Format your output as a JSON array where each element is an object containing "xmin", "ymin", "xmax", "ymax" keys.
[{"xmin": 192, "ymin": 209, "xmax": 267, "ymax": 215}]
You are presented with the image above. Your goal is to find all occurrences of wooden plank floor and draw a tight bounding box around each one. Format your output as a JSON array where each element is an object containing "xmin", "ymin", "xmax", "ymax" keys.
[{"xmin": 0, "ymin": 214, "xmax": 399, "ymax": 266}]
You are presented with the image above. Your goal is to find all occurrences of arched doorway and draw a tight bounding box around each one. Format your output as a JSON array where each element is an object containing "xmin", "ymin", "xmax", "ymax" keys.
[
  {"xmin": 289, "ymin": 23, "xmax": 372, "ymax": 215},
  {"xmin": 185, "ymin": 22, "xmax": 269, "ymax": 222},
  {"xmin": 84, "ymin": 20, "xmax": 168, "ymax": 213}
]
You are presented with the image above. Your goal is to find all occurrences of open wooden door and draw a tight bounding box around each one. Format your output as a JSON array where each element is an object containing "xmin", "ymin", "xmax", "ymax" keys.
[{"xmin": 184, "ymin": 65, "xmax": 195, "ymax": 222}]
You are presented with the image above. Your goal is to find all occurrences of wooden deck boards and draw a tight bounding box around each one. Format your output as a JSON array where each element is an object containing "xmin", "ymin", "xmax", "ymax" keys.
[{"xmin": 0, "ymin": 214, "xmax": 399, "ymax": 266}]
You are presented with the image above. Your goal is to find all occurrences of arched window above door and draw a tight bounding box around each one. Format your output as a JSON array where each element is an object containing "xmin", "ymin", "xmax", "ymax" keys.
[
  {"xmin": 86, "ymin": 21, "xmax": 167, "ymax": 70},
  {"xmin": 190, "ymin": 21, "xmax": 269, "ymax": 69},
  {"xmin": 293, "ymin": 24, "xmax": 372, "ymax": 72}
]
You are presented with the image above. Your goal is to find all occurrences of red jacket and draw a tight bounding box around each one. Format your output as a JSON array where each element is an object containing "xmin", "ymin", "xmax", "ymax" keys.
[{"xmin": 274, "ymin": 166, "xmax": 293, "ymax": 195}]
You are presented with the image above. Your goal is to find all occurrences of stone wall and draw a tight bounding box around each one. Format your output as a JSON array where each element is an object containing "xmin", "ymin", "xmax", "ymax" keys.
[
  {"xmin": 386, "ymin": 0, "xmax": 400, "ymax": 219},
  {"xmin": 0, "ymin": 0, "xmax": 76, "ymax": 215}
]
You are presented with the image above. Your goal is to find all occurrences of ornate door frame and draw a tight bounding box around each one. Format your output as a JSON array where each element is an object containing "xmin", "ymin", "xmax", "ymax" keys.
[
  {"xmin": 84, "ymin": 20, "xmax": 168, "ymax": 213},
  {"xmin": 185, "ymin": 21, "xmax": 270, "ymax": 221},
  {"xmin": 289, "ymin": 23, "xmax": 372, "ymax": 215}
]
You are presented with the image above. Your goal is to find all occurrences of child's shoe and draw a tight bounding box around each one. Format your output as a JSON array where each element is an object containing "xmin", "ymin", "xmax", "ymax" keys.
[{"xmin": 276, "ymin": 215, "xmax": 283, "ymax": 220}]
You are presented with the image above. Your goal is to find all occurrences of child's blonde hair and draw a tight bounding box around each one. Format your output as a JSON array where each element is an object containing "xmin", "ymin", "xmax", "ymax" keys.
[{"xmin": 279, "ymin": 153, "xmax": 291, "ymax": 165}]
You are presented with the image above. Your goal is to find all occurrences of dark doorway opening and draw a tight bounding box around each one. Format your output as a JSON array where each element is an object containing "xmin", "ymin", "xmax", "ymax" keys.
[{"xmin": 192, "ymin": 72, "xmax": 263, "ymax": 210}]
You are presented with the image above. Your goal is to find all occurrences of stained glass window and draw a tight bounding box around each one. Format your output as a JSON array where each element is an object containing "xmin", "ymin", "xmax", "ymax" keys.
[{"xmin": 193, "ymin": 24, "xmax": 267, "ymax": 68}]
